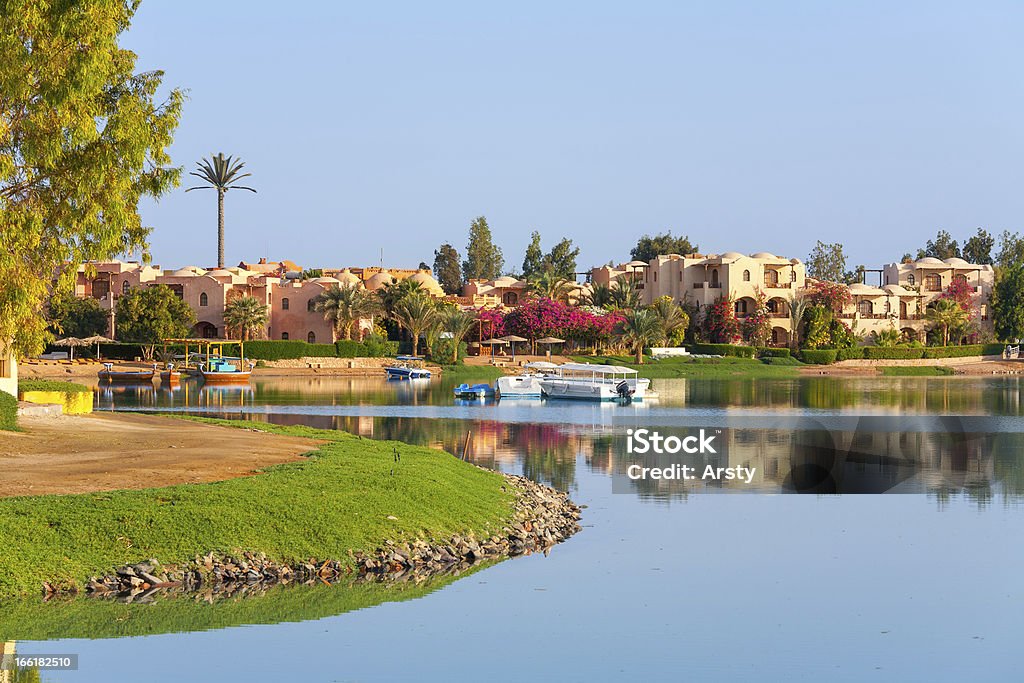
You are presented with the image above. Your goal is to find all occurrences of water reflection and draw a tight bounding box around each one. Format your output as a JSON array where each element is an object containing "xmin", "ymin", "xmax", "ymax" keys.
[{"xmin": 91, "ymin": 375, "xmax": 1024, "ymax": 504}]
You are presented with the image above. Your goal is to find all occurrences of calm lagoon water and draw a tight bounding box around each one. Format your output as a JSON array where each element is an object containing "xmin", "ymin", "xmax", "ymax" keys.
[{"xmin": 8, "ymin": 374, "xmax": 1024, "ymax": 681}]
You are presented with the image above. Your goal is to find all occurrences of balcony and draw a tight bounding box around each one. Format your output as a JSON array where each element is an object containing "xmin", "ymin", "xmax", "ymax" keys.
[
  {"xmin": 692, "ymin": 283, "xmax": 706, "ymax": 289},
  {"xmin": 708, "ymin": 283, "xmax": 722, "ymax": 289},
  {"xmin": 764, "ymin": 282, "xmax": 791, "ymax": 289}
]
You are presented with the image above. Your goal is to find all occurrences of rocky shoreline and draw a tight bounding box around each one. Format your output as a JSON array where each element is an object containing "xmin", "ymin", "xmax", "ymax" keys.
[{"xmin": 42, "ymin": 474, "xmax": 582, "ymax": 601}]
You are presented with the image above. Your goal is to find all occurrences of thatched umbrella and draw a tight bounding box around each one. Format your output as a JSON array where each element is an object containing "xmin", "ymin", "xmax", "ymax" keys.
[
  {"xmin": 499, "ymin": 334, "xmax": 528, "ymax": 362},
  {"xmin": 83, "ymin": 335, "xmax": 114, "ymax": 359},
  {"xmin": 535, "ymin": 336, "xmax": 565, "ymax": 359},
  {"xmin": 51, "ymin": 336, "xmax": 90, "ymax": 360}
]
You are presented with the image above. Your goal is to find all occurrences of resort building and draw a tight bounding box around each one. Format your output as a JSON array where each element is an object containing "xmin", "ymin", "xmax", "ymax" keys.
[
  {"xmin": 462, "ymin": 277, "xmax": 528, "ymax": 308},
  {"xmin": 74, "ymin": 260, "xmax": 447, "ymax": 344}
]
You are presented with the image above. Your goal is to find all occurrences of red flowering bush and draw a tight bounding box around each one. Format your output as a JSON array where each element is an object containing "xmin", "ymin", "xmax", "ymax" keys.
[
  {"xmin": 475, "ymin": 307, "xmax": 506, "ymax": 337},
  {"xmin": 807, "ymin": 280, "xmax": 852, "ymax": 313},
  {"xmin": 703, "ymin": 295, "xmax": 740, "ymax": 343},
  {"xmin": 500, "ymin": 298, "xmax": 622, "ymax": 349}
]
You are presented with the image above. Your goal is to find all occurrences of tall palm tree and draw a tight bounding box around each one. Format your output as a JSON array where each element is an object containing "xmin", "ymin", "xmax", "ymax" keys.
[
  {"xmin": 379, "ymin": 278, "xmax": 422, "ymax": 317},
  {"xmin": 651, "ymin": 297, "xmax": 689, "ymax": 344},
  {"xmin": 926, "ymin": 298, "xmax": 967, "ymax": 346},
  {"xmin": 788, "ymin": 292, "xmax": 808, "ymax": 349},
  {"xmin": 222, "ymin": 295, "xmax": 268, "ymax": 341},
  {"xmin": 438, "ymin": 307, "xmax": 478, "ymax": 364},
  {"xmin": 620, "ymin": 308, "xmax": 665, "ymax": 364},
  {"xmin": 393, "ymin": 292, "xmax": 439, "ymax": 357},
  {"xmin": 185, "ymin": 153, "xmax": 257, "ymax": 268},
  {"xmin": 314, "ymin": 284, "xmax": 380, "ymax": 340}
]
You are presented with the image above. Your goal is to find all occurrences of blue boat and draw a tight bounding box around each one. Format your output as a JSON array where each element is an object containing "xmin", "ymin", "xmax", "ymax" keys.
[{"xmin": 453, "ymin": 382, "xmax": 495, "ymax": 399}]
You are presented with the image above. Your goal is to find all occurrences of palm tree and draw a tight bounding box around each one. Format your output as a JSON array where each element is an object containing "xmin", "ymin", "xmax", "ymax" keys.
[
  {"xmin": 379, "ymin": 278, "xmax": 422, "ymax": 317},
  {"xmin": 926, "ymin": 298, "xmax": 967, "ymax": 346},
  {"xmin": 314, "ymin": 284, "xmax": 380, "ymax": 340},
  {"xmin": 620, "ymin": 308, "xmax": 665, "ymax": 364},
  {"xmin": 528, "ymin": 268, "xmax": 575, "ymax": 302},
  {"xmin": 608, "ymin": 277, "xmax": 642, "ymax": 310},
  {"xmin": 651, "ymin": 297, "xmax": 689, "ymax": 344},
  {"xmin": 393, "ymin": 293, "xmax": 439, "ymax": 357},
  {"xmin": 222, "ymin": 295, "xmax": 268, "ymax": 341},
  {"xmin": 580, "ymin": 282, "xmax": 612, "ymax": 308},
  {"xmin": 437, "ymin": 307, "xmax": 478, "ymax": 364},
  {"xmin": 185, "ymin": 153, "xmax": 257, "ymax": 268}
]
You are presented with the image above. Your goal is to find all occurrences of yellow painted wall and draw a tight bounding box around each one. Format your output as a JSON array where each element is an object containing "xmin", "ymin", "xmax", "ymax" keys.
[{"xmin": 18, "ymin": 390, "xmax": 93, "ymax": 414}]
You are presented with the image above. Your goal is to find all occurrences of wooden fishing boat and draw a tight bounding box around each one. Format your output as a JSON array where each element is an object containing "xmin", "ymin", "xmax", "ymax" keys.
[
  {"xmin": 198, "ymin": 357, "xmax": 256, "ymax": 384},
  {"xmin": 98, "ymin": 362, "xmax": 156, "ymax": 383}
]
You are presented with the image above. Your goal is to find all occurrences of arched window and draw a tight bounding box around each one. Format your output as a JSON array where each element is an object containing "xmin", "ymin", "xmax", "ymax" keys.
[
  {"xmin": 307, "ymin": 299, "xmax": 316, "ymax": 312},
  {"xmin": 711, "ymin": 269, "xmax": 719, "ymax": 287},
  {"xmin": 885, "ymin": 300, "xmax": 891, "ymax": 314},
  {"xmin": 281, "ymin": 298, "xmax": 290, "ymax": 310},
  {"xmin": 925, "ymin": 274, "xmax": 941, "ymax": 292},
  {"xmin": 859, "ymin": 300, "xmax": 873, "ymax": 316},
  {"xmin": 307, "ymin": 331, "xmax": 316, "ymax": 343},
  {"xmin": 790, "ymin": 270, "xmax": 797, "ymax": 282},
  {"xmin": 907, "ymin": 274, "xmax": 915, "ymax": 286},
  {"xmin": 121, "ymin": 281, "xmax": 130, "ymax": 294},
  {"xmin": 742, "ymin": 270, "xmax": 750, "ymax": 282},
  {"xmin": 653, "ymin": 271, "xmax": 657, "ymax": 282},
  {"xmin": 734, "ymin": 299, "xmax": 748, "ymax": 315},
  {"xmin": 281, "ymin": 332, "xmax": 289, "ymax": 340},
  {"xmin": 763, "ymin": 270, "xmax": 779, "ymax": 287},
  {"xmin": 502, "ymin": 291, "xmax": 519, "ymax": 306},
  {"xmin": 199, "ymin": 292, "xmax": 208, "ymax": 307}
]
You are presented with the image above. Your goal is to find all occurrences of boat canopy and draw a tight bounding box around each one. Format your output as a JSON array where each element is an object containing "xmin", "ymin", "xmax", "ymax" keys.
[
  {"xmin": 524, "ymin": 361, "xmax": 559, "ymax": 369},
  {"xmin": 556, "ymin": 363, "xmax": 638, "ymax": 375}
]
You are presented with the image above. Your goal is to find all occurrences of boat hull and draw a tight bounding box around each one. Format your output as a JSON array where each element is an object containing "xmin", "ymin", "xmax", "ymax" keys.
[
  {"xmin": 540, "ymin": 378, "xmax": 651, "ymax": 401},
  {"xmin": 200, "ymin": 371, "xmax": 252, "ymax": 384},
  {"xmin": 385, "ymin": 367, "xmax": 432, "ymax": 380},
  {"xmin": 98, "ymin": 370, "xmax": 154, "ymax": 383},
  {"xmin": 453, "ymin": 383, "xmax": 495, "ymax": 399},
  {"xmin": 495, "ymin": 375, "xmax": 544, "ymax": 399}
]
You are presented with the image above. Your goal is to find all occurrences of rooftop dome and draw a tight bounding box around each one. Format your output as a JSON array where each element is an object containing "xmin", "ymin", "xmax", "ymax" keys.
[
  {"xmin": 916, "ymin": 257, "xmax": 944, "ymax": 265},
  {"xmin": 750, "ymin": 252, "xmax": 777, "ymax": 259},
  {"xmin": 170, "ymin": 267, "xmax": 201, "ymax": 277},
  {"xmin": 626, "ymin": 260, "xmax": 648, "ymax": 267},
  {"xmin": 336, "ymin": 269, "xmax": 361, "ymax": 285},
  {"xmin": 790, "ymin": 257, "xmax": 801, "ymax": 264},
  {"xmin": 944, "ymin": 257, "xmax": 970, "ymax": 266},
  {"xmin": 206, "ymin": 269, "xmax": 233, "ymax": 278},
  {"xmin": 409, "ymin": 271, "xmax": 444, "ymax": 295},
  {"xmin": 494, "ymin": 275, "xmax": 518, "ymax": 285},
  {"xmin": 882, "ymin": 284, "xmax": 911, "ymax": 295},
  {"xmin": 365, "ymin": 270, "xmax": 396, "ymax": 290},
  {"xmin": 720, "ymin": 251, "xmax": 743, "ymax": 259},
  {"xmin": 310, "ymin": 276, "xmax": 340, "ymax": 285}
]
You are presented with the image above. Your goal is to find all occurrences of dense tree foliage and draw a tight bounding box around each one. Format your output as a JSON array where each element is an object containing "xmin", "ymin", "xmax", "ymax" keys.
[
  {"xmin": 462, "ymin": 216, "xmax": 503, "ymax": 280},
  {"xmin": 962, "ymin": 228, "xmax": 994, "ymax": 265},
  {"xmin": 992, "ymin": 263, "xmax": 1024, "ymax": 341},
  {"xmin": 115, "ymin": 285, "xmax": 194, "ymax": 358},
  {"xmin": 1, "ymin": 0, "xmax": 183, "ymax": 356},
  {"xmin": 48, "ymin": 294, "xmax": 108, "ymax": 339},
  {"xmin": 805, "ymin": 241, "xmax": 849, "ymax": 283},
  {"xmin": 630, "ymin": 232, "xmax": 697, "ymax": 263},
  {"xmin": 432, "ymin": 243, "xmax": 463, "ymax": 294},
  {"xmin": 916, "ymin": 230, "xmax": 961, "ymax": 260},
  {"xmin": 223, "ymin": 295, "xmax": 268, "ymax": 341}
]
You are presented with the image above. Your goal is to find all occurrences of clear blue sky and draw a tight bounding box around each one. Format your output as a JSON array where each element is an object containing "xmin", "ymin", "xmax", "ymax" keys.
[{"xmin": 124, "ymin": 0, "xmax": 1023, "ymax": 273}]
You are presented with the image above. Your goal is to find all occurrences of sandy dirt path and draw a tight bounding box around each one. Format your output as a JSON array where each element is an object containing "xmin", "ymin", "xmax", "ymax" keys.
[{"xmin": 0, "ymin": 413, "xmax": 323, "ymax": 498}]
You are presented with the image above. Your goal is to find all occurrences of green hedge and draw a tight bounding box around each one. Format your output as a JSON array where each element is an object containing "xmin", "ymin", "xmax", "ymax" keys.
[
  {"xmin": 800, "ymin": 349, "xmax": 838, "ymax": 364},
  {"xmin": 335, "ymin": 339, "xmax": 399, "ymax": 358},
  {"xmin": 0, "ymin": 392, "xmax": 16, "ymax": 431},
  {"xmin": 96, "ymin": 343, "xmax": 148, "ymax": 360},
  {"xmin": 863, "ymin": 347, "xmax": 925, "ymax": 360},
  {"xmin": 243, "ymin": 339, "xmax": 398, "ymax": 360},
  {"xmin": 923, "ymin": 343, "xmax": 1004, "ymax": 359},
  {"xmin": 18, "ymin": 380, "xmax": 91, "ymax": 394},
  {"xmin": 836, "ymin": 347, "xmax": 865, "ymax": 361},
  {"xmin": 756, "ymin": 347, "xmax": 791, "ymax": 358},
  {"xmin": 689, "ymin": 343, "xmax": 757, "ymax": 358}
]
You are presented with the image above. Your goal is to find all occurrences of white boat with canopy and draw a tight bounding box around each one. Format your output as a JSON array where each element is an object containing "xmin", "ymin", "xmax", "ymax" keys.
[
  {"xmin": 537, "ymin": 362, "xmax": 650, "ymax": 401},
  {"xmin": 495, "ymin": 361, "xmax": 559, "ymax": 399}
]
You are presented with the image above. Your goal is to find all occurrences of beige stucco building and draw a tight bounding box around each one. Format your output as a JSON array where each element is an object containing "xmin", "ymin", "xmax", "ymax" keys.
[{"xmin": 0, "ymin": 339, "xmax": 16, "ymax": 397}]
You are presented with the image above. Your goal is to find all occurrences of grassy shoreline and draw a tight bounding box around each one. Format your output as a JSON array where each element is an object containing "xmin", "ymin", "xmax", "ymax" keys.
[
  {"xmin": 0, "ymin": 418, "xmax": 513, "ymax": 598},
  {"xmin": 570, "ymin": 355, "xmax": 803, "ymax": 379}
]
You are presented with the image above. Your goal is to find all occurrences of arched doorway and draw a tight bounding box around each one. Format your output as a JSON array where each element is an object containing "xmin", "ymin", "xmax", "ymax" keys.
[
  {"xmin": 771, "ymin": 327, "xmax": 789, "ymax": 347},
  {"xmin": 767, "ymin": 298, "xmax": 788, "ymax": 317},
  {"xmin": 899, "ymin": 301, "xmax": 908, "ymax": 319},
  {"xmin": 711, "ymin": 269, "xmax": 720, "ymax": 288},
  {"xmin": 503, "ymin": 291, "xmax": 519, "ymax": 306},
  {"xmin": 192, "ymin": 321, "xmax": 218, "ymax": 338}
]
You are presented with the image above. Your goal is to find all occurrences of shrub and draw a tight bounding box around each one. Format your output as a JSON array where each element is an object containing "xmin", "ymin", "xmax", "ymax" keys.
[
  {"xmin": 762, "ymin": 356, "xmax": 802, "ymax": 366},
  {"xmin": 863, "ymin": 347, "xmax": 925, "ymax": 359},
  {"xmin": 923, "ymin": 344, "xmax": 991, "ymax": 359},
  {"xmin": 982, "ymin": 343, "xmax": 1006, "ymax": 355},
  {"xmin": 835, "ymin": 347, "xmax": 865, "ymax": 361},
  {"xmin": 18, "ymin": 380, "xmax": 91, "ymax": 394},
  {"xmin": 0, "ymin": 392, "xmax": 16, "ymax": 431},
  {"xmin": 689, "ymin": 343, "xmax": 756, "ymax": 358},
  {"xmin": 800, "ymin": 349, "xmax": 838, "ymax": 364},
  {"xmin": 243, "ymin": 340, "xmax": 320, "ymax": 360},
  {"xmin": 97, "ymin": 343, "xmax": 148, "ymax": 360},
  {"xmin": 756, "ymin": 347, "xmax": 791, "ymax": 358},
  {"xmin": 308, "ymin": 343, "xmax": 340, "ymax": 358}
]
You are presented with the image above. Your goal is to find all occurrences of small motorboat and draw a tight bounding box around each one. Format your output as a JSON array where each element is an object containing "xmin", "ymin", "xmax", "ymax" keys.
[
  {"xmin": 385, "ymin": 363, "xmax": 432, "ymax": 380},
  {"xmin": 98, "ymin": 362, "xmax": 157, "ymax": 383},
  {"xmin": 453, "ymin": 382, "xmax": 495, "ymax": 399},
  {"xmin": 495, "ymin": 361, "xmax": 557, "ymax": 399}
]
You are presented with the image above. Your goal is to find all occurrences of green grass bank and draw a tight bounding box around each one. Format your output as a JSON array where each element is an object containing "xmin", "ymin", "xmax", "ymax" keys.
[
  {"xmin": 0, "ymin": 419, "xmax": 513, "ymax": 598},
  {"xmin": 570, "ymin": 355, "xmax": 803, "ymax": 379}
]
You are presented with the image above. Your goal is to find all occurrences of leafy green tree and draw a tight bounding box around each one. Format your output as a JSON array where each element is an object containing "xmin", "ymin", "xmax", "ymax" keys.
[
  {"xmin": 393, "ymin": 293, "xmax": 438, "ymax": 357},
  {"xmin": 996, "ymin": 230, "xmax": 1024, "ymax": 269},
  {"xmin": 916, "ymin": 230, "xmax": 961, "ymax": 260},
  {"xmin": 185, "ymin": 153, "xmax": 257, "ymax": 269},
  {"xmin": 314, "ymin": 284, "xmax": 380, "ymax": 340},
  {"xmin": 806, "ymin": 241, "xmax": 849, "ymax": 282},
  {"xmin": 223, "ymin": 295, "xmax": 268, "ymax": 341},
  {"xmin": 0, "ymin": 1, "xmax": 183, "ymax": 357},
  {"xmin": 620, "ymin": 308, "xmax": 665, "ymax": 364},
  {"xmin": 992, "ymin": 263, "xmax": 1024, "ymax": 340},
  {"xmin": 528, "ymin": 268, "xmax": 575, "ymax": 303},
  {"xmin": 630, "ymin": 232, "xmax": 697, "ymax": 263},
  {"xmin": 115, "ymin": 285, "xmax": 195, "ymax": 359},
  {"xmin": 608, "ymin": 277, "xmax": 642, "ymax": 310},
  {"xmin": 926, "ymin": 298, "xmax": 967, "ymax": 346},
  {"xmin": 463, "ymin": 216, "xmax": 504, "ymax": 280},
  {"xmin": 522, "ymin": 231, "xmax": 545, "ymax": 280},
  {"xmin": 432, "ymin": 243, "xmax": 463, "ymax": 295},
  {"xmin": 48, "ymin": 294, "xmax": 108, "ymax": 338},
  {"xmin": 962, "ymin": 228, "xmax": 994, "ymax": 265},
  {"xmin": 545, "ymin": 237, "xmax": 580, "ymax": 279},
  {"xmin": 871, "ymin": 327, "xmax": 902, "ymax": 347}
]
